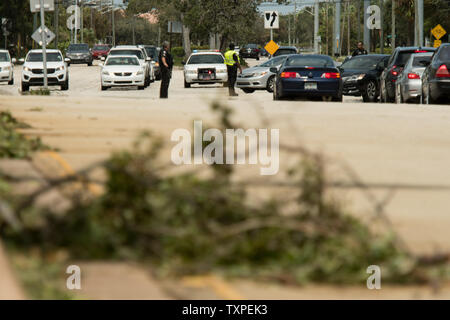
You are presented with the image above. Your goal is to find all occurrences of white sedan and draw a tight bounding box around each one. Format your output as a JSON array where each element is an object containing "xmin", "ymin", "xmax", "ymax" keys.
[
  {"xmin": 183, "ymin": 50, "xmax": 228, "ymax": 88},
  {"xmin": 100, "ymin": 55, "xmax": 146, "ymax": 91},
  {"xmin": 0, "ymin": 50, "xmax": 15, "ymax": 85}
]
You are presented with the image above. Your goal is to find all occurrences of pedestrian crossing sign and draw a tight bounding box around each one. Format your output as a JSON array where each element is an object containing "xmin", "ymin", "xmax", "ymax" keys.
[{"xmin": 431, "ymin": 24, "xmax": 446, "ymax": 40}]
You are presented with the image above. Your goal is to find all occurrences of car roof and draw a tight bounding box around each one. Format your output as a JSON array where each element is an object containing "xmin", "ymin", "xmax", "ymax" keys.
[
  {"xmin": 395, "ymin": 46, "xmax": 436, "ymax": 52},
  {"xmin": 277, "ymin": 46, "xmax": 297, "ymax": 50},
  {"xmin": 0, "ymin": 50, "xmax": 9, "ymax": 53},
  {"xmin": 190, "ymin": 51, "xmax": 223, "ymax": 56},
  {"xmin": 287, "ymin": 54, "xmax": 331, "ymax": 58},
  {"xmin": 113, "ymin": 46, "xmax": 142, "ymax": 49},
  {"xmin": 28, "ymin": 49, "xmax": 61, "ymax": 53},
  {"xmin": 106, "ymin": 55, "xmax": 141, "ymax": 61}
]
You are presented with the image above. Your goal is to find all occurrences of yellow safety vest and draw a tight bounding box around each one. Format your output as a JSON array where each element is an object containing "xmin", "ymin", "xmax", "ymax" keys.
[{"xmin": 224, "ymin": 50, "xmax": 237, "ymax": 66}]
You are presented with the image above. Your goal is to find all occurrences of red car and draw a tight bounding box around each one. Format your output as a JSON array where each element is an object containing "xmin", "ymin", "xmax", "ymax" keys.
[{"xmin": 92, "ymin": 44, "xmax": 110, "ymax": 60}]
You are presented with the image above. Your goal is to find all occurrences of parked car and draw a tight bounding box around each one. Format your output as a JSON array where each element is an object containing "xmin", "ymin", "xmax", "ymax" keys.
[
  {"xmin": 183, "ymin": 50, "xmax": 227, "ymax": 88},
  {"xmin": 237, "ymin": 55, "xmax": 289, "ymax": 94},
  {"xmin": 20, "ymin": 49, "xmax": 69, "ymax": 92},
  {"xmin": 380, "ymin": 46, "xmax": 436, "ymax": 102},
  {"xmin": 422, "ymin": 43, "xmax": 450, "ymax": 104},
  {"xmin": 272, "ymin": 54, "xmax": 343, "ymax": 101},
  {"xmin": 100, "ymin": 55, "xmax": 146, "ymax": 91},
  {"xmin": 239, "ymin": 44, "xmax": 260, "ymax": 60},
  {"xmin": 66, "ymin": 43, "xmax": 93, "ymax": 66},
  {"xmin": 395, "ymin": 52, "xmax": 433, "ymax": 103},
  {"xmin": 140, "ymin": 45, "xmax": 161, "ymax": 80},
  {"xmin": 272, "ymin": 46, "xmax": 298, "ymax": 57},
  {"xmin": 0, "ymin": 50, "xmax": 16, "ymax": 85},
  {"xmin": 260, "ymin": 48, "xmax": 269, "ymax": 57},
  {"xmin": 340, "ymin": 54, "xmax": 389, "ymax": 102},
  {"xmin": 92, "ymin": 44, "xmax": 110, "ymax": 60},
  {"xmin": 108, "ymin": 46, "xmax": 153, "ymax": 87}
]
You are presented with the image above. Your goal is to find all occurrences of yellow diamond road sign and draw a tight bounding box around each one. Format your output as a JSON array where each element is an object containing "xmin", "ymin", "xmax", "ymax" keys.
[
  {"xmin": 434, "ymin": 39, "xmax": 442, "ymax": 48},
  {"xmin": 431, "ymin": 24, "xmax": 446, "ymax": 40},
  {"xmin": 264, "ymin": 40, "xmax": 280, "ymax": 56}
]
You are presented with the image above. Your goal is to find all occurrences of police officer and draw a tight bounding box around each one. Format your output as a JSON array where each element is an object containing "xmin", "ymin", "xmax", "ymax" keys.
[
  {"xmin": 352, "ymin": 41, "xmax": 368, "ymax": 57},
  {"xmin": 224, "ymin": 43, "xmax": 242, "ymax": 97},
  {"xmin": 159, "ymin": 41, "xmax": 173, "ymax": 99}
]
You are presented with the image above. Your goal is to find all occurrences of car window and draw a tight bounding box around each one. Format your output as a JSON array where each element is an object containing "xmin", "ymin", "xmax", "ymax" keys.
[
  {"xmin": 341, "ymin": 56, "xmax": 384, "ymax": 69},
  {"xmin": 244, "ymin": 44, "xmax": 258, "ymax": 49},
  {"xmin": 285, "ymin": 56, "xmax": 334, "ymax": 67},
  {"xmin": 145, "ymin": 47, "xmax": 158, "ymax": 60},
  {"xmin": 395, "ymin": 50, "xmax": 434, "ymax": 67},
  {"xmin": 412, "ymin": 55, "xmax": 432, "ymax": 67},
  {"xmin": 438, "ymin": 46, "xmax": 450, "ymax": 61},
  {"xmin": 106, "ymin": 57, "xmax": 139, "ymax": 66},
  {"xmin": 187, "ymin": 54, "xmax": 224, "ymax": 64},
  {"xmin": 0, "ymin": 52, "xmax": 9, "ymax": 62},
  {"xmin": 27, "ymin": 52, "xmax": 63, "ymax": 62},
  {"xmin": 260, "ymin": 56, "xmax": 286, "ymax": 67},
  {"xmin": 110, "ymin": 50, "xmax": 144, "ymax": 60},
  {"xmin": 68, "ymin": 44, "xmax": 89, "ymax": 52},
  {"xmin": 274, "ymin": 49, "xmax": 296, "ymax": 56},
  {"xmin": 93, "ymin": 46, "xmax": 109, "ymax": 51}
]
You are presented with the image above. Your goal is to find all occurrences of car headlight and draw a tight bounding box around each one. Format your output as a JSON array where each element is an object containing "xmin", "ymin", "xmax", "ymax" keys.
[
  {"xmin": 56, "ymin": 66, "xmax": 65, "ymax": 71},
  {"xmin": 3, "ymin": 66, "xmax": 10, "ymax": 71},
  {"xmin": 351, "ymin": 74, "xmax": 366, "ymax": 80},
  {"xmin": 256, "ymin": 71, "xmax": 268, "ymax": 77},
  {"xmin": 217, "ymin": 68, "xmax": 227, "ymax": 73},
  {"xmin": 23, "ymin": 66, "xmax": 31, "ymax": 72},
  {"xmin": 136, "ymin": 70, "xmax": 144, "ymax": 75},
  {"xmin": 102, "ymin": 70, "xmax": 110, "ymax": 76},
  {"xmin": 186, "ymin": 70, "xmax": 197, "ymax": 74}
]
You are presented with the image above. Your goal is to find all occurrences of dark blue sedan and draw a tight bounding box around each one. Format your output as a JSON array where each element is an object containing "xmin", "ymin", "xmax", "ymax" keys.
[
  {"xmin": 271, "ymin": 54, "xmax": 343, "ymax": 101},
  {"xmin": 422, "ymin": 43, "xmax": 450, "ymax": 104}
]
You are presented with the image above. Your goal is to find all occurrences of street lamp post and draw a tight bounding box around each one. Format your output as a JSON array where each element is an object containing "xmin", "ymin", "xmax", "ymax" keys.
[{"xmin": 112, "ymin": 0, "xmax": 116, "ymax": 47}]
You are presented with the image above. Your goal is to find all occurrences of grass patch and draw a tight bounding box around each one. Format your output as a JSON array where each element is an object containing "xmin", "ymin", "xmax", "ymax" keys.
[
  {"xmin": 0, "ymin": 111, "xmax": 49, "ymax": 159},
  {"xmin": 23, "ymin": 88, "xmax": 51, "ymax": 96}
]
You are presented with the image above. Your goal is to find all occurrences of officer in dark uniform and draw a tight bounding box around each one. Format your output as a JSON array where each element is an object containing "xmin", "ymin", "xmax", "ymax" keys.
[
  {"xmin": 159, "ymin": 41, "xmax": 173, "ymax": 99},
  {"xmin": 352, "ymin": 41, "xmax": 368, "ymax": 57}
]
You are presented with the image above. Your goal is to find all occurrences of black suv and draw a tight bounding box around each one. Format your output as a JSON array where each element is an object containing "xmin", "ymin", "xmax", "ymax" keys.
[
  {"xmin": 240, "ymin": 44, "xmax": 260, "ymax": 60},
  {"xmin": 380, "ymin": 46, "xmax": 435, "ymax": 102},
  {"xmin": 66, "ymin": 43, "xmax": 93, "ymax": 66},
  {"xmin": 340, "ymin": 54, "xmax": 389, "ymax": 102},
  {"xmin": 273, "ymin": 46, "xmax": 298, "ymax": 57}
]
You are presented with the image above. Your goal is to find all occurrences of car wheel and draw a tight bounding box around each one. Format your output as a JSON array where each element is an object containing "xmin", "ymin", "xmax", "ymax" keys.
[
  {"xmin": 184, "ymin": 80, "xmax": 191, "ymax": 88},
  {"xmin": 273, "ymin": 83, "xmax": 283, "ymax": 100},
  {"xmin": 138, "ymin": 85, "xmax": 145, "ymax": 90},
  {"xmin": 101, "ymin": 85, "xmax": 109, "ymax": 91},
  {"xmin": 425, "ymin": 84, "xmax": 436, "ymax": 105},
  {"xmin": 332, "ymin": 95, "xmax": 343, "ymax": 102},
  {"xmin": 395, "ymin": 84, "xmax": 403, "ymax": 104},
  {"xmin": 256, "ymin": 56, "xmax": 260, "ymax": 61},
  {"xmin": 242, "ymin": 88, "xmax": 255, "ymax": 94},
  {"xmin": 266, "ymin": 76, "xmax": 275, "ymax": 93},
  {"xmin": 362, "ymin": 80, "xmax": 377, "ymax": 102},
  {"xmin": 21, "ymin": 83, "xmax": 29, "ymax": 92},
  {"xmin": 381, "ymin": 81, "xmax": 388, "ymax": 103},
  {"xmin": 61, "ymin": 79, "xmax": 69, "ymax": 91},
  {"xmin": 8, "ymin": 78, "xmax": 14, "ymax": 85},
  {"xmin": 88, "ymin": 62, "xmax": 92, "ymax": 66}
]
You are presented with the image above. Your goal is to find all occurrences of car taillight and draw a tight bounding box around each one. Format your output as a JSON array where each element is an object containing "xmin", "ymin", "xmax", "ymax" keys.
[
  {"xmin": 407, "ymin": 73, "xmax": 420, "ymax": 79},
  {"xmin": 391, "ymin": 65, "xmax": 398, "ymax": 76},
  {"xmin": 415, "ymin": 50, "xmax": 428, "ymax": 53},
  {"xmin": 321, "ymin": 72, "xmax": 340, "ymax": 79},
  {"xmin": 436, "ymin": 64, "xmax": 450, "ymax": 78},
  {"xmin": 281, "ymin": 72, "xmax": 298, "ymax": 78}
]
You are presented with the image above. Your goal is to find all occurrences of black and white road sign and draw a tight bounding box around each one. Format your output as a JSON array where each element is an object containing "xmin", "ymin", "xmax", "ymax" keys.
[
  {"xmin": 32, "ymin": 26, "xmax": 55, "ymax": 47},
  {"xmin": 264, "ymin": 11, "xmax": 279, "ymax": 29},
  {"xmin": 30, "ymin": 0, "xmax": 54, "ymax": 13}
]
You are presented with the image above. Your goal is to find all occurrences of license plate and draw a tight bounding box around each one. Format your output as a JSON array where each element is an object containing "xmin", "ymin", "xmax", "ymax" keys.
[
  {"xmin": 305, "ymin": 82, "xmax": 317, "ymax": 90},
  {"xmin": 200, "ymin": 75, "xmax": 211, "ymax": 80}
]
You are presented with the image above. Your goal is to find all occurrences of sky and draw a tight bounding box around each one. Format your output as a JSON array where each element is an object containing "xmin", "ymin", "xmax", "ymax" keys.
[{"xmin": 259, "ymin": 1, "xmax": 314, "ymax": 15}]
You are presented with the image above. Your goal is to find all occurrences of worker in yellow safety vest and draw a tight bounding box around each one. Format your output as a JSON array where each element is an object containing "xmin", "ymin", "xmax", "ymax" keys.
[{"xmin": 224, "ymin": 43, "xmax": 243, "ymax": 97}]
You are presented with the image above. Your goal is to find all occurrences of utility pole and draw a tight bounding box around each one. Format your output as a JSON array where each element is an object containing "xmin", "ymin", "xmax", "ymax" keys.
[
  {"xmin": 314, "ymin": 0, "xmax": 319, "ymax": 54},
  {"xmin": 81, "ymin": 0, "xmax": 84, "ymax": 43},
  {"xmin": 418, "ymin": 0, "xmax": 424, "ymax": 46},
  {"xmin": 39, "ymin": 0, "xmax": 48, "ymax": 89},
  {"xmin": 392, "ymin": 0, "xmax": 395, "ymax": 48},
  {"xmin": 55, "ymin": 0, "xmax": 59, "ymax": 49},
  {"xmin": 74, "ymin": 0, "xmax": 78, "ymax": 44},
  {"xmin": 111, "ymin": 0, "xmax": 115, "ymax": 46},
  {"xmin": 333, "ymin": 0, "xmax": 341, "ymax": 57},
  {"xmin": 357, "ymin": 0, "xmax": 361, "ymax": 41},
  {"xmin": 288, "ymin": 14, "xmax": 291, "ymax": 46},
  {"xmin": 132, "ymin": 15, "xmax": 136, "ymax": 45},
  {"xmin": 380, "ymin": 0, "xmax": 384, "ymax": 54}
]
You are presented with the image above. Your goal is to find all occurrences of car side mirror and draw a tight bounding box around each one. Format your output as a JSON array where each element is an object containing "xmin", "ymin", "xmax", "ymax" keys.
[
  {"xmin": 269, "ymin": 67, "xmax": 278, "ymax": 73},
  {"xmin": 64, "ymin": 58, "xmax": 71, "ymax": 63},
  {"xmin": 11, "ymin": 58, "xmax": 17, "ymax": 64},
  {"xmin": 101, "ymin": 57, "xmax": 106, "ymax": 61},
  {"xmin": 19, "ymin": 58, "xmax": 25, "ymax": 63},
  {"xmin": 146, "ymin": 57, "xmax": 151, "ymax": 62},
  {"xmin": 182, "ymin": 61, "xmax": 186, "ymax": 65}
]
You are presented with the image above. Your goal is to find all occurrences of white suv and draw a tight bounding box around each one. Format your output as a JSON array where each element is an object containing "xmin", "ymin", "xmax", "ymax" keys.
[
  {"xmin": 0, "ymin": 50, "xmax": 15, "ymax": 85},
  {"xmin": 20, "ymin": 49, "xmax": 69, "ymax": 92}
]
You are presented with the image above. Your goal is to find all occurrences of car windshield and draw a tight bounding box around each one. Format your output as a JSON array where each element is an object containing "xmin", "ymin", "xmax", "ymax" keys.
[
  {"xmin": 244, "ymin": 44, "xmax": 258, "ymax": 49},
  {"xmin": 27, "ymin": 52, "xmax": 63, "ymax": 62},
  {"xmin": 93, "ymin": 46, "xmax": 109, "ymax": 51},
  {"xmin": 110, "ymin": 50, "xmax": 144, "ymax": 60},
  {"xmin": 341, "ymin": 56, "xmax": 384, "ymax": 69},
  {"xmin": 0, "ymin": 52, "xmax": 9, "ymax": 62},
  {"xmin": 188, "ymin": 54, "xmax": 224, "ymax": 64},
  {"xmin": 412, "ymin": 55, "xmax": 432, "ymax": 67},
  {"xmin": 259, "ymin": 56, "xmax": 286, "ymax": 67},
  {"xmin": 274, "ymin": 49, "xmax": 296, "ymax": 56},
  {"xmin": 285, "ymin": 56, "xmax": 334, "ymax": 67},
  {"xmin": 439, "ymin": 46, "xmax": 450, "ymax": 60},
  {"xmin": 68, "ymin": 44, "xmax": 89, "ymax": 52},
  {"xmin": 144, "ymin": 47, "xmax": 158, "ymax": 60},
  {"xmin": 106, "ymin": 57, "xmax": 139, "ymax": 66},
  {"xmin": 396, "ymin": 50, "xmax": 434, "ymax": 66}
]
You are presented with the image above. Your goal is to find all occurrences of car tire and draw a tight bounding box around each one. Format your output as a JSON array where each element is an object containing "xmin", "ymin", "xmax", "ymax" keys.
[
  {"xmin": 138, "ymin": 85, "xmax": 145, "ymax": 90},
  {"xmin": 362, "ymin": 80, "xmax": 378, "ymax": 103},
  {"xmin": 266, "ymin": 76, "xmax": 275, "ymax": 93},
  {"xmin": 8, "ymin": 78, "xmax": 14, "ymax": 86},
  {"xmin": 273, "ymin": 83, "xmax": 283, "ymax": 100},
  {"xmin": 380, "ymin": 81, "xmax": 388, "ymax": 103},
  {"xmin": 88, "ymin": 62, "xmax": 93, "ymax": 66},
  {"xmin": 242, "ymin": 88, "xmax": 255, "ymax": 94},
  {"xmin": 332, "ymin": 95, "xmax": 343, "ymax": 102},
  {"xmin": 256, "ymin": 56, "xmax": 260, "ymax": 61},
  {"xmin": 101, "ymin": 85, "xmax": 109, "ymax": 91},
  {"xmin": 424, "ymin": 84, "xmax": 436, "ymax": 105},
  {"xmin": 184, "ymin": 80, "xmax": 191, "ymax": 88},
  {"xmin": 61, "ymin": 79, "xmax": 69, "ymax": 91},
  {"xmin": 21, "ymin": 83, "xmax": 29, "ymax": 92},
  {"xmin": 395, "ymin": 84, "xmax": 403, "ymax": 104}
]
